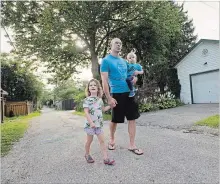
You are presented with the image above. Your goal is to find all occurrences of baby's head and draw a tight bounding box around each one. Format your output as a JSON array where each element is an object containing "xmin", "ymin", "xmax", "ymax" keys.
[{"xmin": 127, "ymin": 49, "xmax": 137, "ymax": 64}]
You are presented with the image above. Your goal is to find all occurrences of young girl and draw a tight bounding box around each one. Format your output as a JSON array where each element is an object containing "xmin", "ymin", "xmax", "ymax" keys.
[
  {"xmin": 126, "ymin": 49, "xmax": 143, "ymax": 97},
  {"xmin": 83, "ymin": 79, "xmax": 115, "ymax": 165}
]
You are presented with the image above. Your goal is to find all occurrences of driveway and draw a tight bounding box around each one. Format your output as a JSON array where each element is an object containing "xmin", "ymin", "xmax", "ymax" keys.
[
  {"xmin": 137, "ymin": 104, "xmax": 219, "ymax": 130},
  {"xmin": 1, "ymin": 106, "xmax": 219, "ymax": 184}
]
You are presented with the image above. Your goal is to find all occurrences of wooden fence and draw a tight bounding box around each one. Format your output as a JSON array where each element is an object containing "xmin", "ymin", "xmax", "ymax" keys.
[{"xmin": 5, "ymin": 101, "xmax": 33, "ymax": 117}]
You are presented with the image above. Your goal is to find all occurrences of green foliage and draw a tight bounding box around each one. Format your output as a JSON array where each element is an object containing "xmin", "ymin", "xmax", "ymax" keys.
[
  {"xmin": 156, "ymin": 93, "xmax": 177, "ymax": 109},
  {"xmin": 41, "ymin": 90, "xmax": 54, "ymax": 105},
  {"xmin": 1, "ymin": 53, "xmax": 44, "ymax": 102},
  {"xmin": 139, "ymin": 103, "xmax": 159, "ymax": 112},
  {"xmin": 2, "ymin": 1, "xmax": 196, "ymax": 83},
  {"xmin": 51, "ymin": 79, "xmax": 86, "ymax": 111},
  {"xmin": 139, "ymin": 92, "xmax": 184, "ymax": 113},
  {"xmin": 167, "ymin": 68, "xmax": 181, "ymax": 98},
  {"xmin": 53, "ymin": 80, "xmax": 79, "ymax": 101},
  {"xmin": 118, "ymin": 2, "xmax": 197, "ymax": 91},
  {"xmin": 73, "ymin": 91, "xmax": 86, "ymax": 112}
]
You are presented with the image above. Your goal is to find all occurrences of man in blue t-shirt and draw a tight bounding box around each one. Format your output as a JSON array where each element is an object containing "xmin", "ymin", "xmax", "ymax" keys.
[{"xmin": 100, "ymin": 38, "xmax": 143, "ymax": 155}]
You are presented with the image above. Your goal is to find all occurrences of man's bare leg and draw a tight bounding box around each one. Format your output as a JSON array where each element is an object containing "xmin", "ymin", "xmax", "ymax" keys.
[
  {"xmin": 109, "ymin": 122, "xmax": 117, "ymax": 149},
  {"xmin": 128, "ymin": 120, "xmax": 136, "ymax": 148},
  {"xmin": 128, "ymin": 120, "xmax": 143, "ymax": 154}
]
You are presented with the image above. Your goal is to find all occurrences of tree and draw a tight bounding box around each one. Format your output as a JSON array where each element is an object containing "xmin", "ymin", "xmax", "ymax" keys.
[
  {"xmin": 115, "ymin": 2, "xmax": 197, "ymax": 94},
  {"xmin": 2, "ymin": 1, "xmax": 146, "ymax": 79},
  {"xmin": 53, "ymin": 79, "xmax": 80, "ymax": 101},
  {"xmin": 2, "ymin": 1, "xmax": 186, "ymax": 81},
  {"xmin": 41, "ymin": 89, "xmax": 54, "ymax": 105},
  {"xmin": 1, "ymin": 53, "xmax": 44, "ymax": 102}
]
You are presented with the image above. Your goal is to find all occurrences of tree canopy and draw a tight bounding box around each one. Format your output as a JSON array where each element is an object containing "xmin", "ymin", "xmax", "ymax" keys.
[
  {"xmin": 1, "ymin": 53, "xmax": 44, "ymax": 102},
  {"xmin": 2, "ymin": 1, "xmax": 197, "ymax": 96}
]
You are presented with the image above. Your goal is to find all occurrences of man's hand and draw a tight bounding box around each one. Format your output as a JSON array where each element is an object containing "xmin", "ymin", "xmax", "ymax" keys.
[
  {"xmin": 108, "ymin": 97, "xmax": 117, "ymax": 108},
  {"xmin": 131, "ymin": 76, "xmax": 138, "ymax": 84}
]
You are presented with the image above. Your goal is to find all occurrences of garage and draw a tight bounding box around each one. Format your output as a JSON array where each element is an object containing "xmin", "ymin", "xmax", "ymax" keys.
[
  {"xmin": 175, "ymin": 39, "xmax": 220, "ymax": 104},
  {"xmin": 190, "ymin": 70, "xmax": 219, "ymax": 103}
]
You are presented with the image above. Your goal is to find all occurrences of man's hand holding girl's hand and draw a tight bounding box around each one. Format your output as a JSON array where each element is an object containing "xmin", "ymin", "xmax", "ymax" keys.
[{"xmin": 108, "ymin": 97, "xmax": 117, "ymax": 108}]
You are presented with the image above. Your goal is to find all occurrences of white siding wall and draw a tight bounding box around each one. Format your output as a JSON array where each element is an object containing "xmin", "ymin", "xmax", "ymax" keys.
[{"xmin": 176, "ymin": 41, "xmax": 220, "ymax": 104}]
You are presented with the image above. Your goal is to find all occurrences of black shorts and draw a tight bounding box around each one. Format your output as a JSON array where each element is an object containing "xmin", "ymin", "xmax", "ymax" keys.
[{"xmin": 111, "ymin": 92, "xmax": 140, "ymax": 123}]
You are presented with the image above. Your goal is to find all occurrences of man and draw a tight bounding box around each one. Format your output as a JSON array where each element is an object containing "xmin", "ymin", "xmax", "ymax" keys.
[{"xmin": 100, "ymin": 38, "xmax": 143, "ymax": 155}]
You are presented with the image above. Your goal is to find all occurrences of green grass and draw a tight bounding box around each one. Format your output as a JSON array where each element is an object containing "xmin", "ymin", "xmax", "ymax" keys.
[
  {"xmin": 73, "ymin": 111, "xmax": 111, "ymax": 121},
  {"xmin": 195, "ymin": 115, "xmax": 219, "ymax": 128},
  {"xmin": 1, "ymin": 111, "xmax": 41, "ymax": 156},
  {"xmin": 73, "ymin": 111, "xmax": 85, "ymax": 116}
]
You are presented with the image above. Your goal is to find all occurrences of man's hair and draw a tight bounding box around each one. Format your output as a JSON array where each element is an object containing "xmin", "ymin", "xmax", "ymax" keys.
[{"xmin": 110, "ymin": 38, "xmax": 121, "ymax": 47}]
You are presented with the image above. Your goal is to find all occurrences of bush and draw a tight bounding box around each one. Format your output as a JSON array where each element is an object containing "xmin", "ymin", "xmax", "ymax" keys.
[
  {"xmin": 74, "ymin": 91, "xmax": 86, "ymax": 112},
  {"xmin": 139, "ymin": 91, "xmax": 184, "ymax": 113},
  {"xmin": 139, "ymin": 103, "xmax": 159, "ymax": 112},
  {"xmin": 156, "ymin": 92, "xmax": 177, "ymax": 109}
]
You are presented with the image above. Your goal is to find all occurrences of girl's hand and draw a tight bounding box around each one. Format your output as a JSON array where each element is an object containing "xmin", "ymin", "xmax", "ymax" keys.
[{"xmin": 90, "ymin": 123, "xmax": 96, "ymax": 128}]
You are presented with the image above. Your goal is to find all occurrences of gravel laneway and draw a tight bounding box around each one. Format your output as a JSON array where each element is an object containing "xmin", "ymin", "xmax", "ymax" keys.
[{"xmin": 1, "ymin": 107, "xmax": 219, "ymax": 184}]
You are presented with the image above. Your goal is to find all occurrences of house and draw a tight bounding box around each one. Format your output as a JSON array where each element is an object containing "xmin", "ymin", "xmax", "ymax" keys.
[{"xmin": 175, "ymin": 39, "xmax": 219, "ymax": 104}]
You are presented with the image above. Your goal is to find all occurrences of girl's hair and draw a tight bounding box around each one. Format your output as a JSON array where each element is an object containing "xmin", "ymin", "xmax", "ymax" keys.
[
  {"xmin": 127, "ymin": 48, "xmax": 137, "ymax": 60},
  {"xmin": 85, "ymin": 79, "xmax": 103, "ymax": 98}
]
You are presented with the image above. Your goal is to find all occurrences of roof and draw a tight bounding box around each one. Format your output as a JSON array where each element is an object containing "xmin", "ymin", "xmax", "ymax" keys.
[{"xmin": 174, "ymin": 39, "xmax": 219, "ymax": 68}]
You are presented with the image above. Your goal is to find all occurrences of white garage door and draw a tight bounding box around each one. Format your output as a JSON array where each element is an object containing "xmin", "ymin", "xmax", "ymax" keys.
[{"xmin": 191, "ymin": 70, "xmax": 219, "ymax": 103}]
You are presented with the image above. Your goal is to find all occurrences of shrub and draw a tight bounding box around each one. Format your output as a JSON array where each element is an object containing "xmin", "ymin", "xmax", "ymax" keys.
[
  {"xmin": 138, "ymin": 91, "xmax": 184, "ymax": 113},
  {"xmin": 139, "ymin": 103, "xmax": 159, "ymax": 112},
  {"xmin": 74, "ymin": 91, "xmax": 86, "ymax": 112}
]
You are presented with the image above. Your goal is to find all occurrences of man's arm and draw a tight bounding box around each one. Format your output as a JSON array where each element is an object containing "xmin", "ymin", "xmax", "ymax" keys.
[
  {"xmin": 101, "ymin": 72, "xmax": 111, "ymax": 100},
  {"xmin": 101, "ymin": 72, "xmax": 117, "ymax": 108}
]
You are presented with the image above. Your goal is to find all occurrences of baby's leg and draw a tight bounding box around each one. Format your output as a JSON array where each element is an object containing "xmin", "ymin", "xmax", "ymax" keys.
[{"xmin": 126, "ymin": 77, "xmax": 133, "ymax": 91}]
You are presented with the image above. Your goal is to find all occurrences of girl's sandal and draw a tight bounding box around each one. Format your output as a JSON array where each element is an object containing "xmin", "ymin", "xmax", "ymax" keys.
[
  {"xmin": 85, "ymin": 155, "xmax": 95, "ymax": 163},
  {"xmin": 104, "ymin": 158, "xmax": 115, "ymax": 165}
]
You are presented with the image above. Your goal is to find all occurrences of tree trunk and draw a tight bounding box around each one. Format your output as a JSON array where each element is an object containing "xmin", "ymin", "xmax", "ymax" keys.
[
  {"xmin": 91, "ymin": 53, "xmax": 99, "ymax": 79},
  {"xmin": 158, "ymin": 82, "xmax": 165, "ymax": 93}
]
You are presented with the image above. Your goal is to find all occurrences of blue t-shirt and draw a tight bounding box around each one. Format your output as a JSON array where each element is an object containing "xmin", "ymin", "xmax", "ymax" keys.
[
  {"xmin": 127, "ymin": 63, "xmax": 143, "ymax": 78},
  {"xmin": 100, "ymin": 54, "xmax": 130, "ymax": 93}
]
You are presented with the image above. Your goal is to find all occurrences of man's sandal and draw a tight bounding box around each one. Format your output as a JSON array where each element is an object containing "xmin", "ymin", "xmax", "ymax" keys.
[
  {"xmin": 104, "ymin": 158, "xmax": 115, "ymax": 165},
  {"xmin": 128, "ymin": 148, "xmax": 144, "ymax": 155},
  {"xmin": 85, "ymin": 155, "xmax": 95, "ymax": 163},
  {"xmin": 108, "ymin": 143, "xmax": 116, "ymax": 150}
]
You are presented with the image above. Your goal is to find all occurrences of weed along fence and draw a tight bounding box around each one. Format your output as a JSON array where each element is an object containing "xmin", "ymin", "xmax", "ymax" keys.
[{"xmin": 5, "ymin": 101, "xmax": 34, "ymax": 117}]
